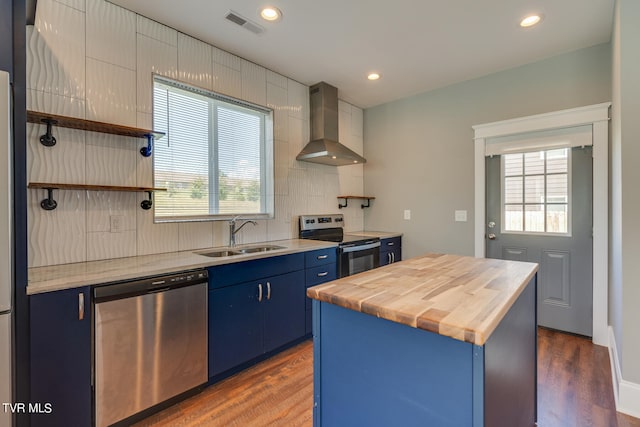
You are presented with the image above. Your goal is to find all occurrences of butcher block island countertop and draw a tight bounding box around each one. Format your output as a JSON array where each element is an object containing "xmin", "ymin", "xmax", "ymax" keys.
[
  {"xmin": 307, "ymin": 252, "xmax": 538, "ymax": 346},
  {"xmin": 308, "ymin": 252, "xmax": 539, "ymax": 426}
]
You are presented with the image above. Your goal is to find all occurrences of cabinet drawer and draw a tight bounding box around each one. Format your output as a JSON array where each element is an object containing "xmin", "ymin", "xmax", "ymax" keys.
[
  {"xmin": 305, "ymin": 248, "xmax": 337, "ymax": 269},
  {"xmin": 208, "ymin": 253, "xmax": 304, "ymax": 289},
  {"xmin": 305, "ymin": 264, "xmax": 337, "ymax": 287},
  {"xmin": 381, "ymin": 236, "xmax": 401, "ymax": 250},
  {"xmin": 305, "ymin": 265, "xmax": 337, "ymax": 311}
]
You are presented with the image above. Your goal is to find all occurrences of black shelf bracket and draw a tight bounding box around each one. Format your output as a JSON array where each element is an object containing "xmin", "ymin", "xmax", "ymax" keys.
[
  {"xmin": 338, "ymin": 197, "xmax": 373, "ymax": 209},
  {"xmin": 39, "ymin": 118, "xmax": 58, "ymax": 147},
  {"xmin": 40, "ymin": 188, "xmax": 58, "ymax": 211},
  {"xmin": 140, "ymin": 191, "xmax": 153, "ymax": 210},
  {"xmin": 140, "ymin": 134, "xmax": 154, "ymax": 157}
]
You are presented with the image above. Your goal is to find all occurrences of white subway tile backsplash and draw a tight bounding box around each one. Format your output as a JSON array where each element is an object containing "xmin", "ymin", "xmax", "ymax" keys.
[
  {"xmin": 86, "ymin": 59, "xmax": 137, "ymax": 126},
  {"xmin": 136, "ymin": 34, "xmax": 178, "ymax": 114},
  {"xmin": 178, "ymin": 222, "xmax": 215, "ymax": 251},
  {"xmin": 212, "ymin": 63, "xmax": 242, "ymax": 98},
  {"xmin": 287, "ymin": 79, "xmax": 308, "ymax": 120},
  {"xmin": 267, "ymin": 82, "xmax": 289, "ymax": 142},
  {"xmin": 53, "ymin": 0, "xmax": 86, "ymax": 11},
  {"xmin": 28, "ymin": 189, "xmax": 87, "ymax": 267},
  {"xmin": 26, "ymin": 89, "xmax": 85, "ymax": 119},
  {"xmin": 136, "ymin": 153, "xmax": 153, "ymax": 188},
  {"xmin": 137, "ymin": 112, "xmax": 153, "ymax": 130},
  {"xmin": 136, "ymin": 204, "xmax": 179, "ymax": 255},
  {"xmin": 27, "ymin": 0, "xmax": 364, "ymax": 266},
  {"xmin": 85, "ymin": 137, "xmax": 138, "ymax": 186},
  {"xmin": 87, "ymin": 231, "xmax": 137, "ymax": 261},
  {"xmin": 137, "ymin": 34, "xmax": 178, "ymax": 113},
  {"xmin": 27, "ymin": 124, "xmax": 86, "ymax": 184},
  {"xmin": 212, "ymin": 46, "xmax": 241, "ymax": 71},
  {"xmin": 29, "ymin": 0, "xmax": 86, "ymax": 99},
  {"xmin": 137, "ymin": 15, "xmax": 178, "ymax": 46},
  {"xmin": 267, "ymin": 70, "xmax": 287, "ymax": 89},
  {"xmin": 85, "ymin": 191, "xmax": 137, "ymax": 233},
  {"xmin": 241, "ymin": 60, "xmax": 267, "ymax": 106},
  {"xmin": 178, "ymin": 34, "xmax": 213, "ymax": 90},
  {"xmin": 86, "ymin": 0, "xmax": 136, "ymax": 70}
]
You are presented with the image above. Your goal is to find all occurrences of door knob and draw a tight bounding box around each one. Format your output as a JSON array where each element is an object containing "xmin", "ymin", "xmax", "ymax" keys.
[{"xmin": 488, "ymin": 233, "xmax": 496, "ymax": 240}]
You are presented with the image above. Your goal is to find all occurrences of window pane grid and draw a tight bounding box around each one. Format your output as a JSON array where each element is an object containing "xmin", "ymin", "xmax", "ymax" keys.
[{"xmin": 502, "ymin": 149, "xmax": 569, "ymax": 234}]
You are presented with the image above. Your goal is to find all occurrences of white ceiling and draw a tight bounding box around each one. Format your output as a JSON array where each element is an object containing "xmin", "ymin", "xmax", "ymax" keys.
[{"xmin": 109, "ymin": 0, "xmax": 614, "ymax": 109}]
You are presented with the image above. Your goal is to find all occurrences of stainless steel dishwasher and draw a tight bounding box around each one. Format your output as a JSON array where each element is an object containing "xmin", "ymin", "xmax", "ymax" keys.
[{"xmin": 94, "ymin": 270, "xmax": 208, "ymax": 427}]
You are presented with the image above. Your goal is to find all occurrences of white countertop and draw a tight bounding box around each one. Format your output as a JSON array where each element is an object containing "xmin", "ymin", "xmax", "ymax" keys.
[{"xmin": 27, "ymin": 239, "xmax": 337, "ymax": 295}]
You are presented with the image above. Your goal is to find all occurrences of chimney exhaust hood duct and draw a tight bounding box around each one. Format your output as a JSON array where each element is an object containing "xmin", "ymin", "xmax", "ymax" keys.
[{"xmin": 296, "ymin": 82, "xmax": 367, "ymax": 166}]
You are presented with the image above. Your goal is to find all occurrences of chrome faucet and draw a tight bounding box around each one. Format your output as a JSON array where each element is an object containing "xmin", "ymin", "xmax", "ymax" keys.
[{"xmin": 228, "ymin": 216, "xmax": 257, "ymax": 247}]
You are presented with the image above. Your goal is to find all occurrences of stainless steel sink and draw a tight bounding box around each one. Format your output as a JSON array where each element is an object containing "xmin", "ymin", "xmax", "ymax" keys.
[
  {"xmin": 232, "ymin": 245, "xmax": 286, "ymax": 254},
  {"xmin": 198, "ymin": 249, "xmax": 239, "ymax": 257},
  {"xmin": 196, "ymin": 245, "xmax": 286, "ymax": 258}
]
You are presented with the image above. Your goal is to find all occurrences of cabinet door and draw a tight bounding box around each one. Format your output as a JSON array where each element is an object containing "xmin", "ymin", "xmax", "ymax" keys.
[
  {"xmin": 263, "ymin": 270, "xmax": 305, "ymax": 353},
  {"xmin": 30, "ymin": 287, "xmax": 91, "ymax": 427},
  {"xmin": 209, "ymin": 282, "xmax": 262, "ymax": 378}
]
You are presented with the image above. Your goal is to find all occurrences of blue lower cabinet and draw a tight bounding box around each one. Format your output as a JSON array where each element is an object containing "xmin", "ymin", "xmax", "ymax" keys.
[
  {"xmin": 208, "ymin": 257, "xmax": 307, "ymax": 379},
  {"xmin": 380, "ymin": 236, "xmax": 402, "ymax": 266},
  {"xmin": 263, "ymin": 271, "xmax": 306, "ymax": 352},
  {"xmin": 30, "ymin": 287, "xmax": 91, "ymax": 427},
  {"xmin": 209, "ymin": 281, "xmax": 263, "ymax": 377},
  {"xmin": 304, "ymin": 249, "xmax": 338, "ymax": 335}
]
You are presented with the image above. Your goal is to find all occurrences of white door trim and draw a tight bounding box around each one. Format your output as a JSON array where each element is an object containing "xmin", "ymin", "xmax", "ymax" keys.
[{"xmin": 472, "ymin": 102, "xmax": 611, "ymax": 346}]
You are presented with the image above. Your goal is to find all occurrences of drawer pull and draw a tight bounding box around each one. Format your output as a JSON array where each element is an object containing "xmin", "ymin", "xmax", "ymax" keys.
[
  {"xmin": 317, "ymin": 272, "xmax": 329, "ymax": 277},
  {"xmin": 387, "ymin": 242, "xmax": 395, "ymax": 246},
  {"xmin": 78, "ymin": 293, "xmax": 84, "ymax": 320},
  {"xmin": 317, "ymin": 255, "xmax": 328, "ymax": 259}
]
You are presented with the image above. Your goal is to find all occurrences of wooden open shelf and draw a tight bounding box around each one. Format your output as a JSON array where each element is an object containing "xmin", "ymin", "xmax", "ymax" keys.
[
  {"xmin": 28, "ymin": 182, "xmax": 167, "ymax": 211},
  {"xmin": 27, "ymin": 111, "xmax": 165, "ymax": 140},
  {"xmin": 27, "ymin": 110, "xmax": 164, "ymax": 156},
  {"xmin": 337, "ymin": 195, "xmax": 376, "ymax": 209},
  {"xmin": 28, "ymin": 182, "xmax": 166, "ymax": 192}
]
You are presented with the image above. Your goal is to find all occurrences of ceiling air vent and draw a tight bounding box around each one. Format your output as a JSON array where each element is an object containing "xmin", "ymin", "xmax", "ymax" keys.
[{"xmin": 225, "ymin": 11, "xmax": 265, "ymax": 35}]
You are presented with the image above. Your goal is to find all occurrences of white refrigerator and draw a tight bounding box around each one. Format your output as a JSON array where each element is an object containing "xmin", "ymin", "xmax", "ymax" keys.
[{"xmin": 0, "ymin": 70, "xmax": 13, "ymax": 427}]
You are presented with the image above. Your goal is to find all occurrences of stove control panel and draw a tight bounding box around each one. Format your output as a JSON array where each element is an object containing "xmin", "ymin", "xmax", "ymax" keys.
[{"xmin": 299, "ymin": 214, "xmax": 344, "ymax": 231}]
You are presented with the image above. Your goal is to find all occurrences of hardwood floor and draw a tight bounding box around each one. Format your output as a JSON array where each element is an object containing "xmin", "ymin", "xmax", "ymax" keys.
[{"xmin": 136, "ymin": 329, "xmax": 640, "ymax": 427}]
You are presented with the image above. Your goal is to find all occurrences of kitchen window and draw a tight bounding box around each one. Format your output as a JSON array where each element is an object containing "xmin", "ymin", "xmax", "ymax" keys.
[
  {"xmin": 502, "ymin": 148, "xmax": 570, "ymax": 235},
  {"xmin": 152, "ymin": 77, "xmax": 274, "ymax": 222}
]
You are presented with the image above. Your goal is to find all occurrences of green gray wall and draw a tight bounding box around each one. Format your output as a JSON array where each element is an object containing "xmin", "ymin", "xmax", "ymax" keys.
[
  {"xmin": 611, "ymin": 0, "xmax": 640, "ymax": 386},
  {"xmin": 363, "ymin": 43, "xmax": 611, "ymax": 261}
]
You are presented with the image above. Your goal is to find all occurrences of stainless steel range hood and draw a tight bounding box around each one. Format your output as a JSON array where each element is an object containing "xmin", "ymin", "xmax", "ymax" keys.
[{"xmin": 296, "ymin": 82, "xmax": 366, "ymax": 166}]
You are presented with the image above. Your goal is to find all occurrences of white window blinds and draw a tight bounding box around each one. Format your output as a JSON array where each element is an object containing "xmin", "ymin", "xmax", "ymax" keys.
[{"xmin": 153, "ymin": 78, "xmax": 273, "ymax": 221}]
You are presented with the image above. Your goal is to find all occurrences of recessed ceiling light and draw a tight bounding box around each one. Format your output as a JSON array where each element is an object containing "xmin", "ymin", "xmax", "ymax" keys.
[
  {"xmin": 520, "ymin": 14, "xmax": 542, "ymax": 28},
  {"xmin": 260, "ymin": 6, "xmax": 282, "ymax": 21},
  {"xmin": 367, "ymin": 73, "xmax": 381, "ymax": 81}
]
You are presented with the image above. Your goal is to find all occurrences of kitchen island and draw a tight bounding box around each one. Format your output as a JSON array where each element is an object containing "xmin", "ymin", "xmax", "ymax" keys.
[{"xmin": 307, "ymin": 253, "xmax": 538, "ymax": 427}]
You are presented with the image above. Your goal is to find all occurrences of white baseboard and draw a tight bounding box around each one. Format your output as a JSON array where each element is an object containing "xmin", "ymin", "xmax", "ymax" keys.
[{"xmin": 608, "ymin": 326, "xmax": 640, "ymax": 418}]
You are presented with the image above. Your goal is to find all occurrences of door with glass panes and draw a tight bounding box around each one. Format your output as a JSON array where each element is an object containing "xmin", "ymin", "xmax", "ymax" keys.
[{"xmin": 486, "ymin": 145, "xmax": 593, "ymax": 337}]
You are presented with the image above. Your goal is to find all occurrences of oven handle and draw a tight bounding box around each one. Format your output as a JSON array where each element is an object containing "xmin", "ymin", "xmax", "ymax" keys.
[{"xmin": 341, "ymin": 241, "xmax": 381, "ymax": 253}]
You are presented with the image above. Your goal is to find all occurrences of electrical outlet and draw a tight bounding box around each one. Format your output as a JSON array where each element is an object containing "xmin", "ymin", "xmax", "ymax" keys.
[
  {"xmin": 455, "ymin": 210, "xmax": 468, "ymax": 222},
  {"xmin": 110, "ymin": 215, "xmax": 125, "ymax": 233},
  {"xmin": 404, "ymin": 210, "xmax": 411, "ymax": 220}
]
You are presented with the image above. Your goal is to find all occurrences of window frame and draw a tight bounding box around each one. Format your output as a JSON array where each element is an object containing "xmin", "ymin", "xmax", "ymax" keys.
[
  {"xmin": 152, "ymin": 75, "xmax": 275, "ymax": 223},
  {"xmin": 500, "ymin": 148, "xmax": 572, "ymax": 237}
]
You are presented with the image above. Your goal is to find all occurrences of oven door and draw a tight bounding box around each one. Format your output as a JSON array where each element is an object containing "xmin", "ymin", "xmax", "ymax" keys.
[{"xmin": 339, "ymin": 240, "xmax": 380, "ymax": 277}]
